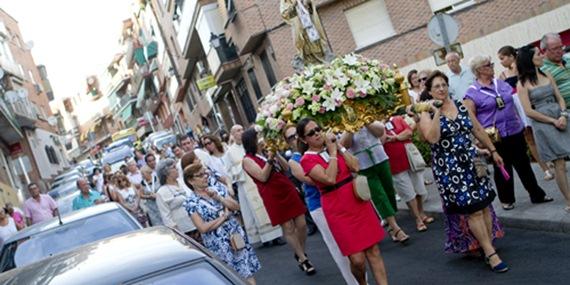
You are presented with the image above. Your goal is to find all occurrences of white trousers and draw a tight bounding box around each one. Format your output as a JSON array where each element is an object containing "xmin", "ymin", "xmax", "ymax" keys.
[{"xmin": 311, "ymin": 208, "xmax": 359, "ymax": 285}]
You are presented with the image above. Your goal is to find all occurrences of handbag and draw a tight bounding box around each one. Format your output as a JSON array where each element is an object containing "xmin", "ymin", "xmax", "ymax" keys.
[
  {"xmin": 404, "ymin": 143, "xmax": 426, "ymax": 172},
  {"xmin": 484, "ymin": 126, "xmax": 501, "ymax": 143},
  {"xmin": 353, "ymin": 174, "xmax": 372, "ymax": 201},
  {"xmin": 230, "ymin": 233, "xmax": 246, "ymax": 251}
]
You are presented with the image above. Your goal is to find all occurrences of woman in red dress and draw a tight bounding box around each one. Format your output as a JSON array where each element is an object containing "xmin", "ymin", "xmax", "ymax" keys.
[
  {"xmin": 297, "ymin": 118, "xmax": 387, "ymax": 285},
  {"xmin": 242, "ymin": 128, "xmax": 315, "ymax": 275}
]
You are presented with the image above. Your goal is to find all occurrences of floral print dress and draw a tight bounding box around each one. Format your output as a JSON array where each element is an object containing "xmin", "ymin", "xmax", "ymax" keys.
[
  {"xmin": 185, "ymin": 187, "xmax": 260, "ymax": 279},
  {"xmin": 430, "ymin": 102, "xmax": 504, "ymax": 253}
]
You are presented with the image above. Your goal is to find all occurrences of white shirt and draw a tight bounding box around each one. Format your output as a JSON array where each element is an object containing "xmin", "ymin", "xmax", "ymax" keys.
[
  {"xmin": 448, "ymin": 66, "xmax": 476, "ymax": 101},
  {"xmin": 156, "ymin": 184, "xmax": 196, "ymax": 232},
  {"xmin": 0, "ymin": 217, "xmax": 17, "ymax": 243},
  {"xmin": 224, "ymin": 143, "xmax": 247, "ymax": 183},
  {"xmin": 93, "ymin": 173, "xmax": 104, "ymax": 193},
  {"xmin": 349, "ymin": 127, "xmax": 389, "ymax": 170},
  {"xmin": 127, "ymin": 171, "xmax": 143, "ymax": 186}
]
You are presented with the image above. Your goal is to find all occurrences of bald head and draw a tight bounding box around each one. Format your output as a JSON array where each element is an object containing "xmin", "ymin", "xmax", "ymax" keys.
[
  {"xmin": 446, "ymin": 52, "xmax": 462, "ymax": 74},
  {"xmin": 230, "ymin": 125, "xmax": 244, "ymax": 144}
]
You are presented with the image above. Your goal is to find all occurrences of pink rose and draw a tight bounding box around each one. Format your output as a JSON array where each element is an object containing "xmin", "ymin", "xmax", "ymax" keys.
[
  {"xmin": 323, "ymin": 84, "xmax": 333, "ymax": 91},
  {"xmin": 319, "ymin": 107, "xmax": 326, "ymax": 114},
  {"xmin": 359, "ymin": 91, "xmax": 367, "ymax": 98},
  {"xmin": 312, "ymin": 95, "xmax": 321, "ymax": 102},
  {"xmin": 294, "ymin": 97, "xmax": 305, "ymax": 107},
  {"xmin": 286, "ymin": 103, "xmax": 294, "ymax": 111},
  {"xmin": 360, "ymin": 66, "xmax": 369, "ymax": 72},
  {"xmin": 346, "ymin": 88, "xmax": 356, "ymax": 99}
]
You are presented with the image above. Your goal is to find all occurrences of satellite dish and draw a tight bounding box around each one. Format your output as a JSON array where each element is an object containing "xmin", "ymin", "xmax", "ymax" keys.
[
  {"xmin": 0, "ymin": 68, "xmax": 4, "ymax": 80},
  {"xmin": 4, "ymin": 90, "xmax": 18, "ymax": 103},
  {"xmin": 17, "ymin": 88, "xmax": 28, "ymax": 98},
  {"xmin": 87, "ymin": 77, "xmax": 95, "ymax": 85}
]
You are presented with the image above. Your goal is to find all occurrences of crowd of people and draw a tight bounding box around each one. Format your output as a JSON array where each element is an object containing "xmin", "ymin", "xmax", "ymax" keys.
[{"xmin": 0, "ymin": 31, "xmax": 568, "ymax": 284}]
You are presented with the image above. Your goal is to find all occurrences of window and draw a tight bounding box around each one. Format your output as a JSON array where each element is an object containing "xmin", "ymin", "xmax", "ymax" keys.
[
  {"xmin": 247, "ymin": 69, "xmax": 263, "ymax": 99},
  {"xmin": 236, "ymin": 79, "xmax": 256, "ymax": 123},
  {"xmin": 260, "ymin": 51, "xmax": 277, "ymax": 87},
  {"xmin": 344, "ymin": 0, "xmax": 395, "ymax": 48},
  {"xmin": 428, "ymin": 0, "xmax": 475, "ymax": 13}
]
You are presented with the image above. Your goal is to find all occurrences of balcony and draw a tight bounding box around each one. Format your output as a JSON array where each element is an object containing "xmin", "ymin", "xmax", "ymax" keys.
[
  {"xmin": 208, "ymin": 34, "xmax": 241, "ymax": 83},
  {"xmin": 7, "ymin": 98, "xmax": 37, "ymax": 129},
  {"xmin": 223, "ymin": 3, "xmax": 266, "ymax": 55},
  {"xmin": 0, "ymin": 58, "xmax": 24, "ymax": 79},
  {"xmin": 0, "ymin": 99, "xmax": 23, "ymax": 145}
]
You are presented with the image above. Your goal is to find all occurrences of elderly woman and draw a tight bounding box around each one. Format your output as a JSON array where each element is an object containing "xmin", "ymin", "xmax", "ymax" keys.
[
  {"xmin": 155, "ymin": 158, "xmax": 199, "ymax": 240},
  {"xmin": 464, "ymin": 55, "xmax": 552, "ymax": 211},
  {"xmin": 242, "ymin": 128, "xmax": 315, "ymax": 275},
  {"xmin": 419, "ymin": 70, "xmax": 508, "ymax": 272},
  {"xmin": 184, "ymin": 163, "xmax": 260, "ymax": 284},
  {"xmin": 516, "ymin": 45, "xmax": 570, "ymax": 212},
  {"xmin": 139, "ymin": 165, "xmax": 163, "ymax": 226}
]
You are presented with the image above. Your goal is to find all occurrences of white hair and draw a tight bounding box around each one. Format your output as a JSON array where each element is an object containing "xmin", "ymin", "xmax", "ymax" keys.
[
  {"xmin": 540, "ymin": 33, "xmax": 561, "ymax": 50},
  {"xmin": 445, "ymin": 52, "xmax": 460, "ymax": 62},
  {"xmin": 469, "ymin": 55, "xmax": 492, "ymax": 77}
]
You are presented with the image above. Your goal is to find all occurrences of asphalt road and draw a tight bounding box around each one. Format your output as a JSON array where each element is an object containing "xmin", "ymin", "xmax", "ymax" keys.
[{"xmin": 254, "ymin": 213, "xmax": 570, "ymax": 285}]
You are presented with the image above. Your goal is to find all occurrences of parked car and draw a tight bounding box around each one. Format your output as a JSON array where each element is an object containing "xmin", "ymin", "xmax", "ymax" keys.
[
  {"xmin": 142, "ymin": 131, "xmax": 170, "ymax": 150},
  {"xmin": 101, "ymin": 144, "xmax": 133, "ymax": 172},
  {"xmin": 76, "ymin": 159, "xmax": 97, "ymax": 176},
  {"xmin": 47, "ymin": 182, "xmax": 77, "ymax": 200},
  {"xmin": 0, "ymin": 227, "xmax": 247, "ymax": 284},
  {"xmin": 0, "ymin": 203, "xmax": 142, "ymax": 273},
  {"xmin": 153, "ymin": 133, "xmax": 177, "ymax": 150},
  {"xmin": 55, "ymin": 191, "xmax": 80, "ymax": 215},
  {"xmin": 50, "ymin": 169, "xmax": 82, "ymax": 189}
]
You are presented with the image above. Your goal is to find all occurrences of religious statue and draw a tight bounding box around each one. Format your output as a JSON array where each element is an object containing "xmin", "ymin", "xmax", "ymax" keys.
[{"xmin": 280, "ymin": 0, "xmax": 334, "ymax": 71}]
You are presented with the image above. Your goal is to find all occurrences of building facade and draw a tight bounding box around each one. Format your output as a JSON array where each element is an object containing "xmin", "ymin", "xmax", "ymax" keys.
[{"xmin": 0, "ymin": 8, "xmax": 69, "ymax": 200}]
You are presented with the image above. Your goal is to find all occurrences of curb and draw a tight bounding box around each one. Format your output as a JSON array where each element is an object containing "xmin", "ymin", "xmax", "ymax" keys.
[{"xmin": 396, "ymin": 207, "xmax": 570, "ymax": 234}]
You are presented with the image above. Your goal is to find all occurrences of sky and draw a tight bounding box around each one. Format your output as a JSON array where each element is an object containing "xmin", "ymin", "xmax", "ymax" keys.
[{"xmin": 0, "ymin": 0, "xmax": 133, "ymax": 105}]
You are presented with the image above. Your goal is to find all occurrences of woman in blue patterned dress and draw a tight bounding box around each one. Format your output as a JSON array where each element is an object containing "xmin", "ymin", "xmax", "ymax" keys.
[
  {"xmin": 184, "ymin": 163, "xmax": 260, "ymax": 284},
  {"xmin": 418, "ymin": 70, "xmax": 509, "ymax": 273}
]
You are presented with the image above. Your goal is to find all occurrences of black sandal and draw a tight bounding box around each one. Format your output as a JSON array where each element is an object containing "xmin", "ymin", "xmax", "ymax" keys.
[{"xmin": 299, "ymin": 259, "xmax": 316, "ymax": 275}]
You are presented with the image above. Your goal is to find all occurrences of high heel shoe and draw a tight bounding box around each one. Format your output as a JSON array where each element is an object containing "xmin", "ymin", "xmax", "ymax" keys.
[{"xmin": 485, "ymin": 252, "xmax": 509, "ymax": 273}]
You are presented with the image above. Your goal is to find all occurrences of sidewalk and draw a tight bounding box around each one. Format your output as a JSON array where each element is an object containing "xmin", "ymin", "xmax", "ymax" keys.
[{"xmin": 396, "ymin": 163, "xmax": 570, "ymax": 233}]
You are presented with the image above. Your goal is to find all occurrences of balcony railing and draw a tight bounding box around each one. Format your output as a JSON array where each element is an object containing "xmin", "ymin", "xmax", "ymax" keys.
[{"xmin": 7, "ymin": 98, "xmax": 38, "ymax": 128}]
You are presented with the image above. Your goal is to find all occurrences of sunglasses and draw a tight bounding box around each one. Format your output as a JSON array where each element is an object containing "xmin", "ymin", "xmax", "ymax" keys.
[
  {"xmin": 286, "ymin": 133, "xmax": 297, "ymax": 142},
  {"xmin": 481, "ymin": 62, "xmax": 495, "ymax": 68},
  {"xmin": 418, "ymin": 77, "xmax": 428, "ymax": 82},
  {"xmin": 204, "ymin": 141, "xmax": 213, "ymax": 146},
  {"xmin": 305, "ymin": 126, "xmax": 322, "ymax": 137}
]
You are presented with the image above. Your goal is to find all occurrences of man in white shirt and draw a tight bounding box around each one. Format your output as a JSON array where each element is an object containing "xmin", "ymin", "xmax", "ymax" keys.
[
  {"xmin": 225, "ymin": 125, "xmax": 283, "ymax": 245},
  {"xmin": 446, "ymin": 52, "xmax": 475, "ymax": 101}
]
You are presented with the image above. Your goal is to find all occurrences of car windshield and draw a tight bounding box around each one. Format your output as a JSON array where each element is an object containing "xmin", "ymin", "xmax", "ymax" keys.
[
  {"xmin": 0, "ymin": 209, "xmax": 139, "ymax": 272},
  {"xmin": 129, "ymin": 261, "xmax": 233, "ymax": 285},
  {"xmin": 102, "ymin": 146, "xmax": 131, "ymax": 165},
  {"xmin": 106, "ymin": 139, "xmax": 133, "ymax": 152}
]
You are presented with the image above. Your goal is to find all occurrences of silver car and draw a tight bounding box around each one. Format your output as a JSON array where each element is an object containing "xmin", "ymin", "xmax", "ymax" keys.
[
  {"xmin": 0, "ymin": 203, "xmax": 142, "ymax": 273},
  {"xmin": 0, "ymin": 227, "xmax": 247, "ymax": 284}
]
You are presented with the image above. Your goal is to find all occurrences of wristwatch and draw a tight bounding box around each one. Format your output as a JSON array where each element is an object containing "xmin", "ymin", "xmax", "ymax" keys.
[{"xmin": 560, "ymin": 111, "xmax": 568, "ymax": 117}]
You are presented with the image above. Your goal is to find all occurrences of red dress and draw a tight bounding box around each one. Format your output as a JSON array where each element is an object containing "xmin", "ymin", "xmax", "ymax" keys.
[
  {"xmin": 301, "ymin": 152, "xmax": 384, "ymax": 256},
  {"xmin": 383, "ymin": 116, "xmax": 413, "ymax": 174},
  {"xmin": 244, "ymin": 154, "xmax": 307, "ymax": 226}
]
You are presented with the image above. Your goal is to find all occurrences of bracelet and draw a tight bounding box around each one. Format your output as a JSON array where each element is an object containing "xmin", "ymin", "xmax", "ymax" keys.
[{"xmin": 330, "ymin": 156, "xmax": 337, "ymax": 160}]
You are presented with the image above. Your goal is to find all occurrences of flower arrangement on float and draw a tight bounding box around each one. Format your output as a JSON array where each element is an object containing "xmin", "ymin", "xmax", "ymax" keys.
[{"xmin": 255, "ymin": 53, "xmax": 410, "ymax": 151}]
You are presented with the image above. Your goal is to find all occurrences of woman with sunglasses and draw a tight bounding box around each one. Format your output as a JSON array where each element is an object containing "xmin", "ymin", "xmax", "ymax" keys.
[
  {"xmin": 201, "ymin": 134, "xmax": 230, "ymax": 179},
  {"xmin": 114, "ymin": 173, "xmax": 148, "ymax": 227},
  {"xmin": 184, "ymin": 163, "xmax": 260, "ymax": 285},
  {"xmin": 297, "ymin": 118, "xmax": 387, "ymax": 285},
  {"xmin": 242, "ymin": 128, "xmax": 315, "ymax": 275},
  {"xmin": 339, "ymin": 121, "xmax": 410, "ymax": 243},
  {"xmin": 516, "ymin": 45, "xmax": 570, "ymax": 212},
  {"xmin": 419, "ymin": 70, "xmax": 508, "ymax": 272},
  {"xmin": 284, "ymin": 124, "xmax": 358, "ymax": 285},
  {"xmin": 464, "ymin": 55, "xmax": 553, "ymax": 211},
  {"xmin": 407, "ymin": 69, "xmax": 422, "ymax": 103}
]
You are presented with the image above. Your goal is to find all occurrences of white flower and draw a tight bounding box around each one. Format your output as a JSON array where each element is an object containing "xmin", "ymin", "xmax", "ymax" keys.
[
  {"xmin": 354, "ymin": 76, "xmax": 371, "ymax": 94},
  {"xmin": 308, "ymin": 101, "xmax": 321, "ymax": 114},
  {"xmin": 254, "ymin": 125, "xmax": 263, "ymax": 132},
  {"xmin": 301, "ymin": 80, "xmax": 316, "ymax": 96},
  {"xmin": 343, "ymin": 54, "xmax": 359, "ymax": 66},
  {"xmin": 331, "ymin": 88, "xmax": 344, "ymax": 102},
  {"xmin": 371, "ymin": 76, "xmax": 382, "ymax": 90},
  {"xmin": 322, "ymin": 97, "xmax": 336, "ymax": 111},
  {"xmin": 269, "ymin": 104, "xmax": 279, "ymax": 116}
]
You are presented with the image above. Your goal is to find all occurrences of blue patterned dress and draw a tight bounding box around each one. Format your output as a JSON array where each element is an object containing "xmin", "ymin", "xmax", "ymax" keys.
[
  {"xmin": 185, "ymin": 187, "xmax": 261, "ymax": 279},
  {"xmin": 430, "ymin": 102, "xmax": 504, "ymax": 253}
]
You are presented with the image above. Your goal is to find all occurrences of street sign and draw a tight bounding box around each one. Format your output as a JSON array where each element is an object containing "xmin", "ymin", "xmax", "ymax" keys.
[
  {"xmin": 427, "ymin": 13, "xmax": 459, "ymax": 47},
  {"xmin": 433, "ymin": 42, "xmax": 464, "ymax": 66},
  {"xmin": 197, "ymin": 75, "xmax": 216, "ymax": 91}
]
